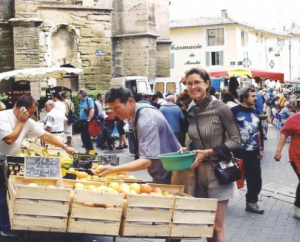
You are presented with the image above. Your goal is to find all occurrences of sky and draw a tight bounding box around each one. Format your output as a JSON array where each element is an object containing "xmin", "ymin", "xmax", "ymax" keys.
[{"xmin": 170, "ymin": 0, "xmax": 299, "ymax": 31}]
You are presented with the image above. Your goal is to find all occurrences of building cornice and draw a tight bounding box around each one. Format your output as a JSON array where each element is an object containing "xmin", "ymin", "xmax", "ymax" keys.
[
  {"xmin": 8, "ymin": 18, "xmax": 43, "ymax": 27},
  {"xmin": 38, "ymin": 5, "xmax": 113, "ymax": 12},
  {"xmin": 113, "ymin": 33, "xmax": 159, "ymax": 38}
]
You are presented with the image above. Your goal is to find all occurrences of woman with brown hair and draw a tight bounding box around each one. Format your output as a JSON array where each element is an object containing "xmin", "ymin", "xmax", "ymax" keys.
[{"xmin": 175, "ymin": 68, "xmax": 241, "ymax": 242}]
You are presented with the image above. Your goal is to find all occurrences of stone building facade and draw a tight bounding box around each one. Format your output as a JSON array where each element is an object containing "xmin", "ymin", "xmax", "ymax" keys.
[{"xmin": 0, "ymin": 0, "xmax": 171, "ymax": 92}]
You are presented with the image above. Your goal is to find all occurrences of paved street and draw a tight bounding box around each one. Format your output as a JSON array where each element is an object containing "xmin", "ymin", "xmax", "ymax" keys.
[{"xmin": 3, "ymin": 125, "xmax": 300, "ymax": 242}]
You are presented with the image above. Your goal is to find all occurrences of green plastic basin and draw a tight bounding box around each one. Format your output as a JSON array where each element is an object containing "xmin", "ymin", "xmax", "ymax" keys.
[{"xmin": 158, "ymin": 151, "xmax": 196, "ymax": 171}]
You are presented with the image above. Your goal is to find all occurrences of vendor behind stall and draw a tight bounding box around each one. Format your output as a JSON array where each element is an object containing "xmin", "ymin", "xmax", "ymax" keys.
[
  {"xmin": 0, "ymin": 95, "xmax": 76, "ymax": 237},
  {"xmin": 95, "ymin": 87, "xmax": 181, "ymax": 184}
]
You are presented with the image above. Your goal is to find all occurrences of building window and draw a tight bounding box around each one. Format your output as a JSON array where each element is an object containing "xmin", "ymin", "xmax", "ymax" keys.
[
  {"xmin": 170, "ymin": 53, "xmax": 175, "ymax": 68},
  {"xmin": 241, "ymin": 30, "xmax": 248, "ymax": 47},
  {"xmin": 256, "ymin": 33, "xmax": 259, "ymax": 42},
  {"xmin": 207, "ymin": 28, "xmax": 224, "ymax": 46},
  {"xmin": 206, "ymin": 51, "xmax": 224, "ymax": 66},
  {"xmin": 260, "ymin": 34, "xmax": 263, "ymax": 43}
]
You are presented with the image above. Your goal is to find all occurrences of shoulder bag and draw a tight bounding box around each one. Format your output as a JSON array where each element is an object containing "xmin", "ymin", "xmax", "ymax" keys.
[{"xmin": 193, "ymin": 108, "xmax": 241, "ymax": 185}]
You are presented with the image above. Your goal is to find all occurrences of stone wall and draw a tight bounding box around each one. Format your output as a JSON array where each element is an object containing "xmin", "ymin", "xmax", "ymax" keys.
[
  {"xmin": 112, "ymin": 36, "xmax": 157, "ymax": 78},
  {"xmin": 156, "ymin": 41, "xmax": 171, "ymax": 77},
  {"xmin": 38, "ymin": 5, "xmax": 112, "ymax": 89},
  {"xmin": 112, "ymin": 0, "xmax": 171, "ymax": 78},
  {"xmin": 0, "ymin": 0, "xmax": 14, "ymax": 91}
]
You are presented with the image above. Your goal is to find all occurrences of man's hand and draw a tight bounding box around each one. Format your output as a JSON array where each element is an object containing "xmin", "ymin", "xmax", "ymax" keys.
[
  {"xmin": 190, "ymin": 150, "xmax": 206, "ymax": 169},
  {"xmin": 64, "ymin": 147, "xmax": 76, "ymax": 155},
  {"xmin": 274, "ymin": 152, "xmax": 281, "ymax": 162},
  {"xmin": 18, "ymin": 108, "xmax": 30, "ymax": 122},
  {"xmin": 93, "ymin": 165, "xmax": 115, "ymax": 177},
  {"xmin": 259, "ymin": 150, "xmax": 263, "ymax": 159}
]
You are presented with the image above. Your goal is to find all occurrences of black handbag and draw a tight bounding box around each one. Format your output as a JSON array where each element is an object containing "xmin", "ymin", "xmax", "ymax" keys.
[
  {"xmin": 212, "ymin": 158, "xmax": 241, "ymax": 185},
  {"xmin": 194, "ymin": 108, "xmax": 241, "ymax": 185}
]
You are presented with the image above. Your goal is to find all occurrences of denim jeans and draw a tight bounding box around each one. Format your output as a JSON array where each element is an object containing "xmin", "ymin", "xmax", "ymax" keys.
[
  {"xmin": 97, "ymin": 118, "xmax": 105, "ymax": 146},
  {"xmin": 80, "ymin": 120, "xmax": 94, "ymax": 151},
  {"xmin": 0, "ymin": 160, "xmax": 10, "ymax": 232},
  {"xmin": 236, "ymin": 150, "xmax": 262, "ymax": 203},
  {"xmin": 291, "ymin": 161, "xmax": 300, "ymax": 208}
]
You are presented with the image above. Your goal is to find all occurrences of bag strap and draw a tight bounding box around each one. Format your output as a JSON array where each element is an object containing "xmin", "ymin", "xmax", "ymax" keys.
[{"xmin": 133, "ymin": 106, "xmax": 157, "ymax": 159}]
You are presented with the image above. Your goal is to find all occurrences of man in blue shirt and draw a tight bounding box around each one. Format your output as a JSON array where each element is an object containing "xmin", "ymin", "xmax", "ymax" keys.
[
  {"xmin": 77, "ymin": 88, "xmax": 95, "ymax": 153},
  {"xmin": 159, "ymin": 95, "xmax": 185, "ymax": 141},
  {"xmin": 231, "ymin": 87, "xmax": 264, "ymax": 214}
]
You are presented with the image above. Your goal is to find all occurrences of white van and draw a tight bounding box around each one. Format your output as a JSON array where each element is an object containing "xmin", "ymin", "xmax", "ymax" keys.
[
  {"xmin": 153, "ymin": 77, "xmax": 186, "ymax": 97},
  {"xmin": 110, "ymin": 76, "xmax": 152, "ymax": 95}
]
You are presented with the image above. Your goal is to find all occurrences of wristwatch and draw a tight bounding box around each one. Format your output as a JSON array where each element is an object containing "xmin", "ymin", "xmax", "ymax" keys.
[
  {"xmin": 87, "ymin": 119, "xmax": 90, "ymax": 122},
  {"xmin": 259, "ymin": 147, "xmax": 264, "ymax": 151}
]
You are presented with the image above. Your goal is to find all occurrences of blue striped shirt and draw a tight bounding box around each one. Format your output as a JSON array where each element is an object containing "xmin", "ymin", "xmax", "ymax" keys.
[{"xmin": 132, "ymin": 103, "xmax": 181, "ymax": 182}]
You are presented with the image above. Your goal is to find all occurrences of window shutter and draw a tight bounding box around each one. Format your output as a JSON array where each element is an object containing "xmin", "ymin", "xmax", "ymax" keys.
[
  {"xmin": 206, "ymin": 52, "xmax": 210, "ymax": 66},
  {"xmin": 170, "ymin": 53, "xmax": 175, "ymax": 69},
  {"xmin": 219, "ymin": 51, "xmax": 224, "ymax": 66}
]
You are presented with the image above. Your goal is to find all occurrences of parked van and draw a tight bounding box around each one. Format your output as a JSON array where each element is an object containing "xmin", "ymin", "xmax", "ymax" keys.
[
  {"xmin": 110, "ymin": 76, "xmax": 152, "ymax": 95},
  {"xmin": 153, "ymin": 77, "xmax": 186, "ymax": 97}
]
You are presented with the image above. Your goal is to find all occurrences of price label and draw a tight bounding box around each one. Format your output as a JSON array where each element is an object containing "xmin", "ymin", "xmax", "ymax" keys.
[{"xmin": 25, "ymin": 157, "xmax": 61, "ymax": 179}]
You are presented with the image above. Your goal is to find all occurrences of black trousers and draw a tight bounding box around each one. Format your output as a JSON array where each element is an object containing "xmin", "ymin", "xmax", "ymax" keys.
[
  {"xmin": 237, "ymin": 150, "xmax": 262, "ymax": 203},
  {"xmin": 291, "ymin": 161, "xmax": 300, "ymax": 208},
  {"xmin": 80, "ymin": 120, "xmax": 94, "ymax": 151}
]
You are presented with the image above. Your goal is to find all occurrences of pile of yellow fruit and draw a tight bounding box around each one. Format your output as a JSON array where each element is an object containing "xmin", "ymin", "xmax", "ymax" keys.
[{"xmin": 73, "ymin": 182, "xmax": 173, "ymax": 199}]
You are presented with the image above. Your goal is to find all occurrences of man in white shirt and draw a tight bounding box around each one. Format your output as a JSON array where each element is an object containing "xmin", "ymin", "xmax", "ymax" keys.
[
  {"xmin": 0, "ymin": 95, "xmax": 76, "ymax": 236},
  {"xmin": 52, "ymin": 93, "xmax": 66, "ymax": 115},
  {"xmin": 44, "ymin": 101, "xmax": 67, "ymax": 143}
]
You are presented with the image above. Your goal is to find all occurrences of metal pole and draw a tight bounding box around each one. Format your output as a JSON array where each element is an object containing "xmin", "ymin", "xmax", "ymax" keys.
[{"xmin": 289, "ymin": 35, "xmax": 292, "ymax": 81}]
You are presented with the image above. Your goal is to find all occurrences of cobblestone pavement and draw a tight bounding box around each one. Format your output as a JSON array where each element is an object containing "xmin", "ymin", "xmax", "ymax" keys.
[{"xmin": 3, "ymin": 125, "xmax": 300, "ymax": 242}]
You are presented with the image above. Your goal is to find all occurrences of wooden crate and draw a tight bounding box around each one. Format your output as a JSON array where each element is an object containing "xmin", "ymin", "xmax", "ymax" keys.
[
  {"xmin": 67, "ymin": 189, "xmax": 124, "ymax": 236},
  {"xmin": 7, "ymin": 176, "xmax": 72, "ymax": 232},
  {"xmin": 121, "ymin": 193, "xmax": 175, "ymax": 237},
  {"xmin": 170, "ymin": 197, "xmax": 218, "ymax": 238}
]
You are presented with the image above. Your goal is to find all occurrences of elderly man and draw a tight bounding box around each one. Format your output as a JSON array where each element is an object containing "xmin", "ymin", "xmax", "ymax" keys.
[
  {"xmin": 279, "ymin": 102, "xmax": 292, "ymax": 124},
  {"xmin": 159, "ymin": 95, "xmax": 185, "ymax": 141},
  {"xmin": 44, "ymin": 100, "xmax": 67, "ymax": 143},
  {"xmin": 0, "ymin": 95, "xmax": 76, "ymax": 236}
]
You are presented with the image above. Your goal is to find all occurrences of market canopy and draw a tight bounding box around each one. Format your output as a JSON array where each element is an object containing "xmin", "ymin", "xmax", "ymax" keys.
[
  {"xmin": 204, "ymin": 66, "xmax": 284, "ymax": 84},
  {"xmin": 0, "ymin": 67, "xmax": 84, "ymax": 82}
]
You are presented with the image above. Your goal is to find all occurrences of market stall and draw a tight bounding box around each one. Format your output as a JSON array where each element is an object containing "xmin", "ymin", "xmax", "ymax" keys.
[
  {"xmin": 204, "ymin": 66, "xmax": 284, "ymax": 83},
  {"xmin": 4, "ymin": 140, "xmax": 218, "ymax": 241}
]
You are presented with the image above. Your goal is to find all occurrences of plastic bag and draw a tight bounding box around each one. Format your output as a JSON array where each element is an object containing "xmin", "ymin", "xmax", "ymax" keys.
[{"xmin": 111, "ymin": 125, "xmax": 120, "ymax": 138}]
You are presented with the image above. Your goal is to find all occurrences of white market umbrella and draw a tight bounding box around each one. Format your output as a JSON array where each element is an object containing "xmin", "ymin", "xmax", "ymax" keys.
[{"xmin": 0, "ymin": 67, "xmax": 84, "ymax": 82}]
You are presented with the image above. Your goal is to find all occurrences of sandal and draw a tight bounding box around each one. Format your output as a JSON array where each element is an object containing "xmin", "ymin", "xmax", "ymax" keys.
[
  {"xmin": 122, "ymin": 144, "xmax": 128, "ymax": 148},
  {"xmin": 116, "ymin": 145, "xmax": 123, "ymax": 150}
]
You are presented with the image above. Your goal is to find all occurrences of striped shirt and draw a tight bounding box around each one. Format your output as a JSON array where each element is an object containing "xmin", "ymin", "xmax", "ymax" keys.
[
  {"xmin": 132, "ymin": 103, "xmax": 181, "ymax": 182},
  {"xmin": 188, "ymin": 95, "xmax": 241, "ymax": 161}
]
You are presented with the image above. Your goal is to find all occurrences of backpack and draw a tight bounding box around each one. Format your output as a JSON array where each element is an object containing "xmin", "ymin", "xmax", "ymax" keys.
[{"xmin": 86, "ymin": 98, "xmax": 99, "ymax": 120}]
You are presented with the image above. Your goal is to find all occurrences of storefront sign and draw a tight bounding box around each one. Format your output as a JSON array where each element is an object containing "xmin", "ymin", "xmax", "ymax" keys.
[
  {"xmin": 184, "ymin": 60, "xmax": 201, "ymax": 65},
  {"xmin": 171, "ymin": 44, "xmax": 202, "ymax": 50}
]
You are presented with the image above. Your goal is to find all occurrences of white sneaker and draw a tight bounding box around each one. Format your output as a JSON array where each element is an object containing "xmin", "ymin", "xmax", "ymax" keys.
[
  {"xmin": 293, "ymin": 205, "xmax": 300, "ymax": 219},
  {"xmin": 1, "ymin": 230, "xmax": 17, "ymax": 237}
]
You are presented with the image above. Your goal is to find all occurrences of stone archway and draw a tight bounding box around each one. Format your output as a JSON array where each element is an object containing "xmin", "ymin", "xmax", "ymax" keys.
[{"xmin": 45, "ymin": 23, "xmax": 81, "ymax": 68}]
